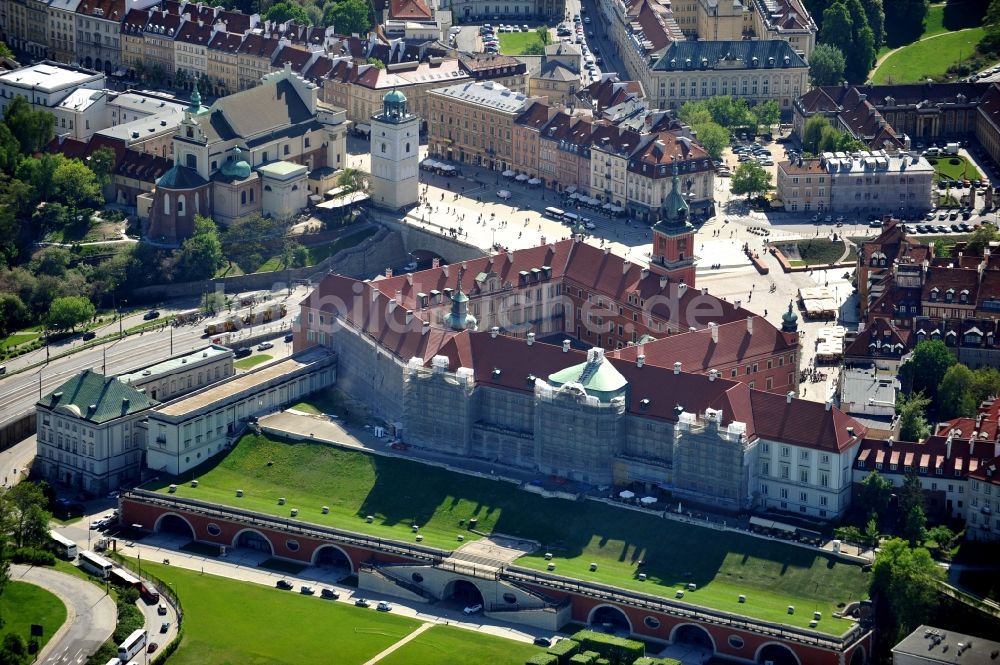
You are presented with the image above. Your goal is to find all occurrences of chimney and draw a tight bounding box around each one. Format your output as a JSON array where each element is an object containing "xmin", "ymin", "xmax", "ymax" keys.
[
  {"xmin": 422, "ymin": 320, "xmax": 430, "ymax": 335},
  {"xmin": 946, "ymin": 435, "xmax": 952, "ymax": 459},
  {"xmin": 678, "ymin": 282, "xmax": 687, "ymax": 296},
  {"xmin": 970, "ymin": 439, "xmax": 975, "ymax": 457},
  {"xmin": 432, "ymin": 257, "xmax": 440, "ymax": 268},
  {"xmin": 709, "ymin": 322, "xmax": 718, "ymax": 344},
  {"xmin": 406, "ymin": 273, "xmax": 413, "ymax": 286},
  {"xmin": 385, "ymin": 267, "xmax": 393, "ymax": 278},
  {"xmin": 490, "ymin": 326, "xmax": 499, "ymax": 338},
  {"xmin": 623, "ymin": 260, "xmax": 630, "ymax": 274},
  {"xmin": 747, "ymin": 316, "xmax": 754, "ymax": 335},
  {"xmin": 641, "ymin": 267, "xmax": 650, "ymax": 279},
  {"xmin": 709, "ymin": 369, "xmax": 718, "ymax": 381},
  {"xmin": 637, "ymin": 354, "xmax": 645, "ymax": 368},
  {"xmin": 388, "ymin": 300, "xmax": 397, "ymax": 312},
  {"xmin": 395, "ymin": 290, "xmax": 402, "ymax": 305},
  {"xmin": 787, "ymin": 391, "xmax": 794, "ymax": 404},
  {"xmin": 994, "ymin": 439, "xmax": 1000, "ymax": 457},
  {"xmin": 562, "ymin": 339, "xmax": 571, "ymax": 352},
  {"xmin": 443, "ymin": 264, "xmax": 450, "ymax": 277},
  {"xmin": 673, "ymin": 362, "xmax": 681, "ymax": 374},
  {"xmin": 506, "ymin": 250, "xmax": 514, "ymax": 263},
  {"xmin": 405, "ymin": 310, "xmax": 413, "ymax": 324},
  {"xmin": 825, "ymin": 399, "xmax": 832, "ymax": 411},
  {"xmin": 659, "ymin": 276, "xmax": 668, "ymax": 289},
  {"xmin": 527, "ymin": 333, "xmax": 535, "ymax": 346},
  {"xmin": 370, "ymin": 288, "xmax": 380, "ymax": 303},
  {"xmin": 702, "ymin": 286, "xmax": 708, "ymax": 295}
]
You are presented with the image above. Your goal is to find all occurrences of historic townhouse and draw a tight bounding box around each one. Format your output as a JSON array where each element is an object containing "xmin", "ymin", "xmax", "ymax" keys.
[
  {"xmin": 75, "ymin": 0, "xmax": 133, "ymax": 73},
  {"xmin": 235, "ymin": 31, "xmax": 280, "ymax": 90},
  {"xmin": 204, "ymin": 27, "xmax": 242, "ymax": 96},
  {"xmin": 625, "ymin": 131, "xmax": 713, "ymax": 220},
  {"xmin": 47, "ymin": 0, "xmax": 82, "ymax": 63},
  {"xmin": 511, "ymin": 101, "xmax": 551, "ymax": 180},
  {"xmin": 173, "ymin": 15, "xmax": 212, "ymax": 86},
  {"xmin": 139, "ymin": 4, "xmax": 182, "ymax": 83},
  {"xmin": 590, "ymin": 123, "xmax": 640, "ymax": 206}
]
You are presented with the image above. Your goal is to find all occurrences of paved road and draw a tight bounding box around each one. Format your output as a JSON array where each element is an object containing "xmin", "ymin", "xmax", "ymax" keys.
[
  {"xmin": 11, "ymin": 564, "xmax": 117, "ymax": 665},
  {"xmin": 0, "ymin": 285, "xmax": 309, "ymax": 431}
]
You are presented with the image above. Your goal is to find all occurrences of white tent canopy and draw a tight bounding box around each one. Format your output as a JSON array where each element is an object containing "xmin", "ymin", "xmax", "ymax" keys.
[
  {"xmin": 564, "ymin": 185, "xmax": 577, "ymax": 194},
  {"xmin": 618, "ymin": 490, "xmax": 635, "ymax": 499},
  {"xmin": 528, "ymin": 177, "xmax": 542, "ymax": 185},
  {"xmin": 640, "ymin": 496, "xmax": 657, "ymax": 505},
  {"xmin": 497, "ymin": 190, "xmax": 511, "ymax": 199},
  {"xmin": 515, "ymin": 174, "xmax": 529, "ymax": 182},
  {"xmin": 502, "ymin": 169, "xmax": 515, "ymax": 177}
]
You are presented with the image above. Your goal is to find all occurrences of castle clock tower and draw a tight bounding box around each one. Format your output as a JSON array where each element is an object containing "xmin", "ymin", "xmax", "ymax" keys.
[
  {"xmin": 649, "ymin": 158, "xmax": 697, "ymax": 287},
  {"xmin": 370, "ymin": 89, "xmax": 420, "ymax": 211}
]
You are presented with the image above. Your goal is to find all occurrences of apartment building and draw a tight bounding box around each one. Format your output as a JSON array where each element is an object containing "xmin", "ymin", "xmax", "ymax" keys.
[
  {"xmin": 48, "ymin": 0, "xmax": 83, "ymax": 63},
  {"xmin": 204, "ymin": 28, "xmax": 241, "ymax": 96},
  {"xmin": 173, "ymin": 15, "xmax": 212, "ymax": 85},
  {"xmin": 427, "ymin": 80, "xmax": 543, "ymax": 172},
  {"xmin": 626, "ymin": 131, "xmax": 713, "ymax": 220},
  {"xmin": 75, "ymin": 0, "xmax": 133, "ymax": 73},
  {"xmin": 590, "ymin": 124, "xmax": 640, "ymax": 206}
]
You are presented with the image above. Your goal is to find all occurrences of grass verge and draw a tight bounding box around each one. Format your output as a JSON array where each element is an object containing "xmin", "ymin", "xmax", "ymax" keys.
[
  {"xmin": 378, "ymin": 625, "xmax": 540, "ymax": 665},
  {"xmin": 498, "ymin": 29, "xmax": 549, "ymax": 55},
  {"xmin": 138, "ymin": 561, "xmax": 432, "ymax": 665},
  {"xmin": 871, "ymin": 27, "xmax": 986, "ymax": 83},
  {"xmin": 235, "ymin": 354, "xmax": 272, "ymax": 370},
  {"xmin": 0, "ymin": 581, "xmax": 67, "ymax": 652},
  {"xmin": 929, "ymin": 156, "xmax": 982, "ymax": 182},
  {"xmin": 793, "ymin": 239, "xmax": 849, "ymax": 266},
  {"xmin": 147, "ymin": 433, "xmax": 869, "ymax": 633}
]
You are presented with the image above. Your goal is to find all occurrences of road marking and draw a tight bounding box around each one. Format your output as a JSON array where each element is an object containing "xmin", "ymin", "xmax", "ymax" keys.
[{"xmin": 360, "ymin": 622, "xmax": 434, "ymax": 665}]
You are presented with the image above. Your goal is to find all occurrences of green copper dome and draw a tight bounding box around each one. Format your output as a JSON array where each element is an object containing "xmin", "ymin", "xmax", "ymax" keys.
[
  {"xmin": 384, "ymin": 89, "xmax": 407, "ymax": 104},
  {"xmin": 221, "ymin": 146, "xmax": 251, "ymax": 179},
  {"xmin": 444, "ymin": 270, "xmax": 477, "ymax": 331},
  {"xmin": 653, "ymin": 159, "xmax": 692, "ymax": 235},
  {"xmin": 781, "ymin": 300, "xmax": 799, "ymax": 333}
]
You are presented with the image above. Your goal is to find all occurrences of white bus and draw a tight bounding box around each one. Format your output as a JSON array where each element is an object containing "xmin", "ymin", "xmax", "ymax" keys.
[
  {"xmin": 543, "ymin": 206, "xmax": 565, "ymax": 220},
  {"xmin": 117, "ymin": 629, "xmax": 146, "ymax": 662},
  {"xmin": 79, "ymin": 550, "xmax": 114, "ymax": 579},
  {"xmin": 49, "ymin": 530, "xmax": 77, "ymax": 560}
]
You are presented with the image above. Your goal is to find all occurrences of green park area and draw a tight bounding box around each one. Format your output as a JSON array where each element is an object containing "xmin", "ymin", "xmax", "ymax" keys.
[
  {"xmin": 499, "ymin": 29, "xmax": 551, "ymax": 55},
  {"xmin": 149, "ymin": 433, "xmax": 869, "ymax": 633},
  {"xmin": 927, "ymin": 156, "xmax": 983, "ymax": 182},
  {"xmin": 0, "ymin": 582, "xmax": 67, "ymax": 653},
  {"xmin": 140, "ymin": 561, "xmax": 541, "ymax": 665},
  {"xmin": 871, "ymin": 28, "xmax": 986, "ymax": 83}
]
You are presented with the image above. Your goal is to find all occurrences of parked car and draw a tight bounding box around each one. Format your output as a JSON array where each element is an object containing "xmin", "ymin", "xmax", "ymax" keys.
[
  {"xmin": 533, "ymin": 637, "xmax": 553, "ymax": 647},
  {"xmin": 354, "ymin": 598, "xmax": 371, "ymax": 608},
  {"xmin": 147, "ymin": 643, "xmax": 159, "ymax": 654},
  {"xmin": 284, "ymin": 333, "xmax": 294, "ymax": 343},
  {"xmin": 143, "ymin": 310, "xmax": 160, "ymax": 320},
  {"xmin": 82, "ymin": 331, "xmax": 96, "ymax": 341},
  {"xmin": 158, "ymin": 603, "xmax": 168, "ymax": 615},
  {"xmin": 463, "ymin": 604, "xmax": 484, "ymax": 615},
  {"xmin": 377, "ymin": 601, "xmax": 393, "ymax": 612},
  {"xmin": 321, "ymin": 588, "xmax": 340, "ymax": 600},
  {"xmin": 234, "ymin": 348, "xmax": 252, "ymax": 358},
  {"xmin": 276, "ymin": 580, "xmax": 293, "ymax": 590},
  {"xmin": 160, "ymin": 622, "xmax": 170, "ymax": 633},
  {"xmin": 257, "ymin": 342, "xmax": 274, "ymax": 351}
]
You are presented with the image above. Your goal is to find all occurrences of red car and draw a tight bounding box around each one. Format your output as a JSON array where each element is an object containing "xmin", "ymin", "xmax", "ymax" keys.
[{"xmin": 147, "ymin": 642, "xmax": 159, "ymax": 654}]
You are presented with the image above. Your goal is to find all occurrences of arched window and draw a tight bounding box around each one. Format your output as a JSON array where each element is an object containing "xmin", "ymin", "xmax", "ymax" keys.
[
  {"xmin": 241, "ymin": 190, "xmax": 246, "ymax": 205},
  {"xmin": 177, "ymin": 194, "xmax": 186, "ymax": 215},
  {"xmin": 405, "ymin": 142, "xmax": 410, "ymax": 153},
  {"xmin": 163, "ymin": 193, "xmax": 171, "ymax": 214},
  {"xmin": 381, "ymin": 143, "xmax": 387, "ymax": 154},
  {"xmin": 249, "ymin": 188, "xmax": 254, "ymax": 202}
]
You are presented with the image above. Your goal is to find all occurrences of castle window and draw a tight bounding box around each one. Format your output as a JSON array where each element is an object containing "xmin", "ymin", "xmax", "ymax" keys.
[
  {"xmin": 163, "ymin": 193, "xmax": 171, "ymax": 214},
  {"xmin": 405, "ymin": 142, "xmax": 410, "ymax": 153},
  {"xmin": 381, "ymin": 143, "xmax": 387, "ymax": 154},
  {"xmin": 241, "ymin": 190, "xmax": 246, "ymax": 205},
  {"xmin": 177, "ymin": 194, "xmax": 186, "ymax": 215},
  {"xmin": 283, "ymin": 144, "xmax": 290, "ymax": 156},
  {"xmin": 186, "ymin": 153, "xmax": 196, "ymax": 168}
]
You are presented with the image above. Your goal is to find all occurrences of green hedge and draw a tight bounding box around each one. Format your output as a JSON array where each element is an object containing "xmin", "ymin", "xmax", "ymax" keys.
[
  {"xmin": 10, "ymin": 547, "xmax": 56, "ymax": 566},
  {"xmin": 548, "ymin": 638, "xmax": 581, "ymax": 664},
  {"xmin": 569, "ymin": 654, "xmax": 595, "ymax": 665},
  {"xmin": 571, "ymin": 630, "xmax": 645, "ymax": 665},
  {"xmin": 595, "ymin": 659, "xmax": 611, "ymax": 665},
  {"xmin": 525, "ymin": 654, "xmax": 559, "ymax": 665},
  {"xmin": 632, "ymin": 658, "xmax": 682, "ymax": 665}
]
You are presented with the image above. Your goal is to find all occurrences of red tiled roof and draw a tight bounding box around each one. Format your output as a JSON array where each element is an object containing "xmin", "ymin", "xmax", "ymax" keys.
[
  {"xmin": 389, "ymin": 0, "xmax": 432, "ymax": 19},
  {"xmin": 515, "ymin": 102, "xmax": 554, "ymax": 130},
  {"xmin": 858, "ymin": 435, "xmax": 999, "ymax": 476},
  {"xmin": 76, "ymin": 0, "xmax": 125, "ymax": 21},
  {"xmin": 751, "ymin": 391, "xmax": 865, "ymax": 452}
]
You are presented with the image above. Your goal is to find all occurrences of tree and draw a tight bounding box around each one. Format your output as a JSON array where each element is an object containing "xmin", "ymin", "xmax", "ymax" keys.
[
  {"xmin": 884, "ymin": 0, "xmax": 928, "ymax": 48},
  {"xmin": 729, "ymin": 160, "xmax": 772, "ymax": 199},
  {"xmin": 262, "ymin": 0, "xmax": 310, "ymax": 23},
  {"xmin": 337, "ymin": 167, "xmax": 370, "ymax": 194},
  {"xmin": 522, "ymin": 42, "xmax": 546, "ymax": 55},
  {"xmin": 860, "ymin": 0, "xmax": 885, "ymax": 51},
  {"xmin": 221, "ymin": 213, "xmax": 283, "ymax": 274},
  {"xmin": 801, "ymin": 115, "xmax": 832, "ymax": 154},
  {"xmin": 678, "ymin": 101, "xmax": 713, "ymax": 127},
  {"xmin": 0, "ymin": 634, "xmax": 29, "ymax": 665},
  {"xmin": 810, "ymin": 43, "xmax": 847, "ymax": 86},
  {"xmin": 857, "ymin": 470, "xmax": 893, "ymax": 521},
  {"xmin": 0, "ymin": 40, "xmax": 13, "ymax": 60},
  {"xmin": 0, "ymin": 123, "xmax": 21, "ymax": 174},
  {"xmin": 848, "ymin": 23, "xmax": 877, "ymax": 83},
  {"xmin": 2, "ymin": 96, "xmax": 54, "ymax": 155},
  {"xmin": 971, "ymin": 367, "xmax": 1000, "ymax": 406},
  {"xmin": 703, "ymin": 96, "xmax": 753, "ymax": 129},
  {"xmin": 900, "ymin": 340, "xmax": 956, "ymax": 399},
  {"xmin": 864, "ymin": 515, "xmax": 880, "ymax": 548},
  {"xmin": 870, "ymin": 538, "xmax": 943, "ymax": 649},
  {"xmin": 324, "ymin": 0, "xmax": 371, "ymax": 35},
  {"xmin": 536, "ymin": 26, "xmax": 552, "ymax": 46},
  {"xmin": 751, "ymin": 100, "xmax": 780, "ymax": 136},
  {"xmin": 1, "ymin": 482, "xmax": 52, "ymax": 549},
  {"xmin": 365, "ymin": 57, "xmax": 385, "ymax": 69},
  {"xmin": 175, "ymin": 215, "xmax": 222, "ymax": 281},
  {"xmin": 30, "ymin": 247, "xmax": 71, "ymax": 277},
  {"xmin": 964, "ymin": 223, "xmax": 999, "ymax": 254},
  {"xmin": 937, "ymin": 363, "xmax": 976, "ymax": 418},
  {"xmin": 898, "ymin": 391, "xmax": 931, "ymax": 442},
  {"xmin": 87, "ymin": 146, "xmax": 116, "ymax": 188},
  {"xmin": 46, "ymin": 295, "xmax": 95, "ymax": 331},
  {"xmin": 819, "ymin": 1, "xmax": 854, "ymax": 53},
  {"xmin": 692, "ymin": 121, "xmax": 728, "ymax": 160},
  {"xmin": 52, "ymin": 158, "xmax": 103, "ymax": 209},
  {"xmin": 898, "ymin": 473, "xmax": 926, "ymax": 546},
  {"xmin": 0, "ymin": 293, "xmax": 28, "ymax": 337}
]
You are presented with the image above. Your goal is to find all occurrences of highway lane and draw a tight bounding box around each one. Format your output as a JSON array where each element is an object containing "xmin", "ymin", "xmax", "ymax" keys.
[
  {"xmin": 0, "ymin": 285, "xmax": 310, "ymax": 428},
  {"xmin": 11, "ymin": 564, "xmax": 117, "ymax": 665}
]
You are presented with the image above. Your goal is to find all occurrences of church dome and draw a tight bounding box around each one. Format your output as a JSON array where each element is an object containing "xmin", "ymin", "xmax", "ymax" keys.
[
  {"xmin": 383, "ymin": 89, "xmax": 407, "ymax": 104},
  {"xmin": 221, "ymin": 146, "xmax": 251, "ymax": 179}
]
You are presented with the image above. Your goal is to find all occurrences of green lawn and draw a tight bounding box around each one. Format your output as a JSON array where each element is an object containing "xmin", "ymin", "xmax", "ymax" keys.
[
  {"xmin": 498, "ymin": 29, "xmax": 549, "ymax": 55},
  {"xmin": 877, "ymin": 1, "xmax": 988, "ymax": 56},
  {"xmin": 139, "ymin": 561, "xmax": 428, "ymax": 665},
  {"xmin": 928, "ymin": 156, "xmax": 982, "ymax": 182},
  {"xmin": 792, "ymin": 239, "xmax": 849, "ymax": 266},
  {"xmin": 148, "ymin": 434, "xmax": 869, "ymax": 633},
  {"xmin": 0, "ymin": 332, "xmax": 39, "ymax": 351},
  {"xmin": 871, "ymin": 27, "xmax": 985, "ymax": 83},
  {"xmin": 0, "ymin": 581, "xmax": 67, "ymax": 651},
  {"xmin": 379, "ymin": 625, "xmax": 540, "ymax": 665},
  {"xmin": 235, "ymin": 354, "xmax": 272, "ymax": 370}
]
